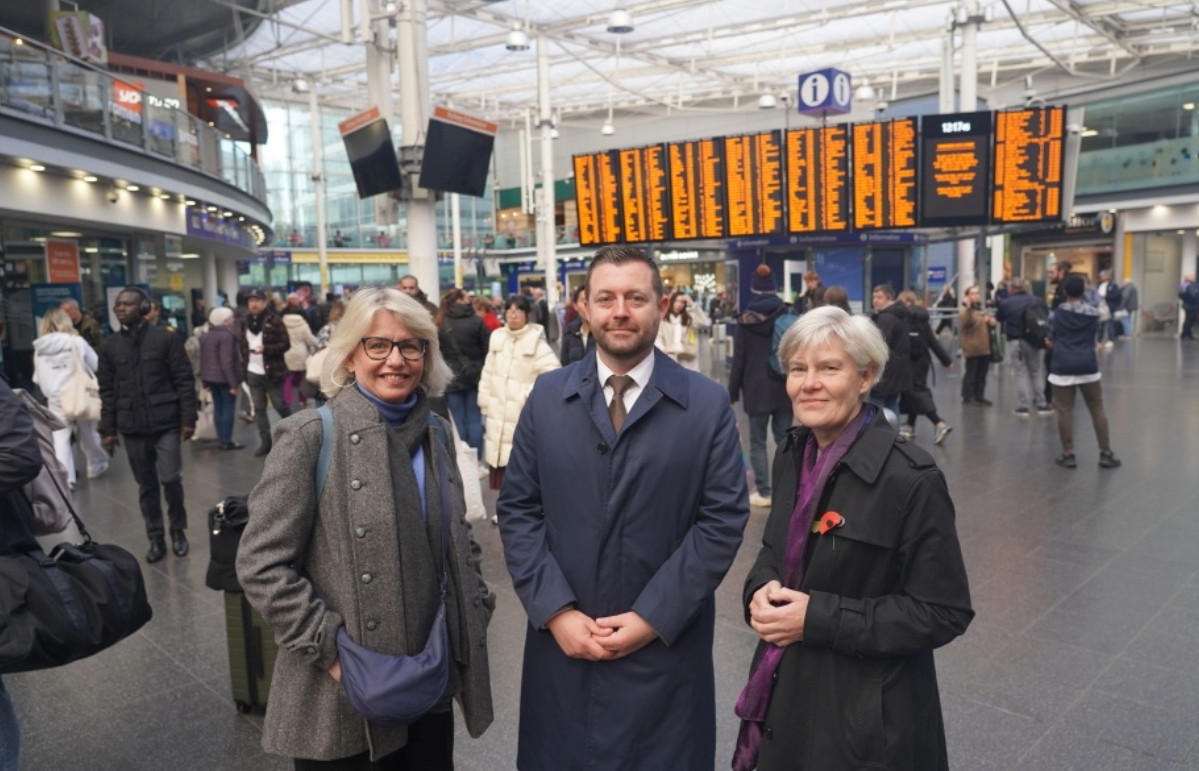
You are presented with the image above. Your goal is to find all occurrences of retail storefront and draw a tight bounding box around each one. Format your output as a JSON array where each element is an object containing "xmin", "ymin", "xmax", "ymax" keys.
[{"xmin": 1011, "ymin": 212, "xmax": 1118, "ymax": 300}]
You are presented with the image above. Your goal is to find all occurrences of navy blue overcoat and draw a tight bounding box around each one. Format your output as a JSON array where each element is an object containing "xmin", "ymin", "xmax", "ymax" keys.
[{"xmin": 498, "ymin": 349, "xmax": 749, "ymax": 771}]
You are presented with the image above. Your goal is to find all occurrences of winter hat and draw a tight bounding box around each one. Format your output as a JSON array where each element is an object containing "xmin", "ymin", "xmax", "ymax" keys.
[
  {"xmin": 750, "ymin": 264, "xmax": 777, "ymax": 294},
  {"xmin": 208, "ymin": 306, "xmax": 235, "ymax": 326}
]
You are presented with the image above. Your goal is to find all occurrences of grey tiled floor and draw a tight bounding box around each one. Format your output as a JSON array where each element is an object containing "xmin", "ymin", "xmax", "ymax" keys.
[{"xmin": 8, "ymin": 335, "xmax": 1199, "ymax": 770}]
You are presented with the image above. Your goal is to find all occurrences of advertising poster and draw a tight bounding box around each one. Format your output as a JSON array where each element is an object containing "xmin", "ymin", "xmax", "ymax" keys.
[
  {"xmin": 45, "ymin": 239, "xmax": 82, "ymax": 283},
  {"xmin": 30, "ymin": 283, "xmax": 83, "ymax": 333}
]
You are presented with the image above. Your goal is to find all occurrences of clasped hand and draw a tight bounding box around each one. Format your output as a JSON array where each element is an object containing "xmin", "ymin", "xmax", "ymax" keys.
[
  {"xmin": 749, "ymin": 580, "xmax": 809, "ymax": 647},
  {"xmin": 546, "ymin": 609, "xmax": 658, "ymax": 661}
]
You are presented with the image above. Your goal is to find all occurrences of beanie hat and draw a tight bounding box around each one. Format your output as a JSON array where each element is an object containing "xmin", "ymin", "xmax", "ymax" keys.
[
  {"xmin": 750, "ymin": 264, "xmax": 777, "ymax": 294},
  {"xmin": 208, "ymin": 306, "xmax": 235, "ymax": 326}
]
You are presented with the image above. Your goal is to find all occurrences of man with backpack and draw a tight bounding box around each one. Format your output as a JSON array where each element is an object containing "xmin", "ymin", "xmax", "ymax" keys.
[
  {"xmin": 996, "ymin": 277, "xmax": 1053, "ymax": 417},
  {"xmin": 728, "ymin": 265, "xmax": 793, "ymax": 509}
]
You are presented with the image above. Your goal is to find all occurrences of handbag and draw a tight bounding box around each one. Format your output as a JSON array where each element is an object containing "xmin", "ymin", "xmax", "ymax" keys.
[
  {"xmin": 313, "ymin": 406, "xmax": 454, "ymax": 726},
  {"xmin": 448, "ymin": 413, "xmax": 486, "ymax": 523},
  {"xmin": 305, "ymin": 347, "xmax": 329, "ymax": 385},
  {"xmin": 14, "ymin": 389, "xmax": 72, "ymax": 536},
  {"xmin": 988, "ymin": 328, "xmax": 1005, "ymax": 364},
  {"xmin": 193, "ymin": 390, "xmax": 217, "ymax": 442},
  {"xmin": 0, "ymin": 468, "xmax": 153, "ymax": 674},
  {"xmin": 59, "ymin": 341, "xmax": 101, "ymax": 421},
  {"xmin": 205, "ymin": 495, "xmax": 249, "ymax": 592}
]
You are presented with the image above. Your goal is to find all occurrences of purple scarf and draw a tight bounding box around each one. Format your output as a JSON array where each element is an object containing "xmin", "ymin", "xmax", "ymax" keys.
[{"xmin": 731, "ymin": 405, "xmax": 876, "ymax": 771}]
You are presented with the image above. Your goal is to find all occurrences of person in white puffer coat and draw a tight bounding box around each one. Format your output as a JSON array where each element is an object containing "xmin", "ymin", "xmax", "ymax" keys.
[
  {"xmin": 32, "ymin": 308, "xmax": 109, "ymax": 486},
  {"xmin": 281, "ymin": 302, "xmax": 317, "ymax": 407},
  {"xmin": 478, "ymin": 294, "xmax": 561, "ymax": 495}
]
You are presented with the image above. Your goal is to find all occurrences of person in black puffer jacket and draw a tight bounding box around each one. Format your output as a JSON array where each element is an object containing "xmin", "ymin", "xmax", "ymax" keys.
[
  {"xmin": 1047, "ymin": 275, "xmax": 1121, "ymax": 470},
  {"xmin": 728, "ymin": 265, "xmax": 793, "ymax": 509},
  {"xmin": 868, "ymin": 284, "xmax": 912, "ymax": 421},
  {"xmin": 437, "ymin": 288, "xmax": 492, "ymax": 462},
  {"xmin": 898, "ymin": 291, "xmax": 954, "ymax": 444},
  {"xmin": 98, "ymin": 287, "xmax": 197, "ymax": 563}
]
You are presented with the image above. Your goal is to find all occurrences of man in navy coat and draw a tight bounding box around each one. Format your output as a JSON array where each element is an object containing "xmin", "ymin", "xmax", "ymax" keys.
[{"xmin": 498, "ymin": 245, "xmax": 750, "ymax": 770}]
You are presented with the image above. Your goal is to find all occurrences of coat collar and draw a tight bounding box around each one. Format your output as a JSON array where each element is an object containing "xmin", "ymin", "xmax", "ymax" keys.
[
  {"xmin": 330, "ymin": 383, "xmax": 395, "ymax": 434},
  {"xmin": 784, "ymin": 409, "xmax": 894, "ymax": 486},
  {"xmin": 562, "ymin": 348, "xmax": 690, "ymax": 444}
]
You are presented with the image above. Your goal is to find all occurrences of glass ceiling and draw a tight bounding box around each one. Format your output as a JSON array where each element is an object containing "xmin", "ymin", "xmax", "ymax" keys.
[{"xmin": 208, "ymin": 0, "xmax": 1199, "ymax": 125}]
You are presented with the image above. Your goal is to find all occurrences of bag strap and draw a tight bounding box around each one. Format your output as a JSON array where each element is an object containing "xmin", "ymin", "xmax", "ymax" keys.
[
  {"xmin": 315, "ymin": 404, "xmax": 333, "ymax": 500},
  {"xmin": 311, "ymin": 404, "xmax": 453, "ymax": 590}
]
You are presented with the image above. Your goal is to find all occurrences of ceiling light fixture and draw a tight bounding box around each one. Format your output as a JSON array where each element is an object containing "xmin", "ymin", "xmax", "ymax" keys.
[
  {"xmin": 758, "ymin": 93, "xmax": 777, "ymax": 110},
  {"xmin": 185, "ymin": 199, "xmax": 196, "ymax": 206},
  {"xmin": 206, "ymin": 205, "xmax": 218, "ymax": 212},
  {"xmin": 607, "ymin": 9, "xmax": 634, "ymax": 34},
  {"xmin": 505, "ymin": 27, "xmax": 530, "ymax": 51},
  {"xmin": 291, "ymin": 77, "xmax": 310, "ymax": 94},
  {"xmin": 82, "ymin": 175, "xmax": 98, "ymax": 183},
  {"xmin": 853, "ymin": 79, "xmax": 875, "ymax": 102},
  {"xmin": 126, "ymin": 184, "xmax": 140, "ymax": 192}
]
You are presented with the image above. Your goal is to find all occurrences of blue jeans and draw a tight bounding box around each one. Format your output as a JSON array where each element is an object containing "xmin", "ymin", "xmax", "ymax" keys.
[
  {"xmin": 0, "ymin": 677, "xmax": 18, "ymax": 771},
  {"xmin": 748, "ymin": 406, "xmax": 793, "ymax": 497},
  {"xmin": 868, "ymin": 393, "xmax": 901, "ymax": 426},
  {"xmin": 446, "ymin": 389, "xmax": 483, "ymax": 460},
  {"xmin": 206, "ymin": 382, "xmax": 236, "ymax": 444}
]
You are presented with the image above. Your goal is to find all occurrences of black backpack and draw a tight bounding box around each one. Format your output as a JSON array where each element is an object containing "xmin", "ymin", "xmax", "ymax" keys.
[{"xmin": 1021, "ymin": 300, "xmax": 1050, "ymax": 349}]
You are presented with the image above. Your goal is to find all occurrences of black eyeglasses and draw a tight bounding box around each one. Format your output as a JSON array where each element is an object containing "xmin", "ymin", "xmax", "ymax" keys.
[{"xmin": 359, "ymin": 337, "xmax": 428, "ymax": 361}]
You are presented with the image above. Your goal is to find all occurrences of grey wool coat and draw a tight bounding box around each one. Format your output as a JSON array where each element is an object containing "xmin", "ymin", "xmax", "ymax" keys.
[{"xmin": 236, "ymin": 386, "xmax": 495, "ymax": 761}]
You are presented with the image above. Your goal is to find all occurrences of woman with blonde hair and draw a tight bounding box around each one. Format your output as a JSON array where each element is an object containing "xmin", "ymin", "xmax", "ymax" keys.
[
  {"xmin": 478, "ymin": 294, "xmax": 560, "ymax": 493},
  {"xmin": 237, "ymin": 286, "xmax": 494, "ymax": 769},
  {"xmin": 32, "ymin": 308, "xmax": 108, "ymax": 486}
]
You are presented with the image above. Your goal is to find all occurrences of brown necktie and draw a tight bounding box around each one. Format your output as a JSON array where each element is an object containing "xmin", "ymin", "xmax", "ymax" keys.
[{"xmin": 607, "ymin": 375, "xmax": 634, "ymax": 433}]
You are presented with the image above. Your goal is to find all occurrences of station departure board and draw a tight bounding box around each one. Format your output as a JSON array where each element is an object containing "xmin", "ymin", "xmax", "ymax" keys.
[
  {"xmin": 668, "ymin": 139, "xmax": 726, "ymax": 240},
  {"xmin": 573, "ymin": 151, "xmax": 622, "ymax": 246},
  {"xmin": 724, "ymin": 131, "xmax": 785, "ymax": 237},
  {"xmin": 785, "ymin": 126, "xmax": 850, "ymax": 233},
  {"xmin": 617, "ymin": 145, "xmax": 671, "ymax": 242},
  {"xmin": 992, "ymin": 106, "xmax": 1066, "ymax": 223},
  {"xmin": 919, "ymin": 111, "xmax": 992, "ymax": 228},
  {"xmin": 852, "ymin": 118, "xmax": 918, "ymax": 230},
  {"xmin": 571, "ymin": 106, "xmax": 1070, "ymax": 245}
]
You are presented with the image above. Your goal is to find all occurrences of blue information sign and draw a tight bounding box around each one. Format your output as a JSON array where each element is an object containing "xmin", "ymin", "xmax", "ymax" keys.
[{"xmin": 797, "ymin": 69, "xmax": 853, "ymax": 117}]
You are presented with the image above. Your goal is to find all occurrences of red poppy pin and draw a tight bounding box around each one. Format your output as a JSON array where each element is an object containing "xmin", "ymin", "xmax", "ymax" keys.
[{"xmin": 817, "ymin": 511, "xmax": 845, "ymax": 535}]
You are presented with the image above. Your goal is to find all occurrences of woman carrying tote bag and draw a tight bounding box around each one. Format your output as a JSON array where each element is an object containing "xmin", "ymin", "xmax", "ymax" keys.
[{"xmin": 32, "ymin": 309, "xmax": 108, "ymax": 488}]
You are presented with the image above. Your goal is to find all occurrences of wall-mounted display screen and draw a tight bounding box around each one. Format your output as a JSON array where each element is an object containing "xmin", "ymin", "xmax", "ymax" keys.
[
  {"xmin": 852, "ymin": 118, "xmax": 918, "ymax": 230},
  {"xmin": 785, "ymin": 125, "xmax": 850, "ymax": 233},
  {"xmin": 340, "ymin": 114, "xmax": 403, "ymax": 199},
  {"xmin": 418, "ymin": 107, "xmax": 497, "ymax": 198},
  {"xmin": 668, "ymin": 139, "xmax": 726, "ymax": 240},
  {"xmin": 573, "ymin": 151, "xmax": 622, "ymax": 246},
  {"xmin": 617, "ymin": 145, "xmax": 671, "ymax": 243},
  {"xmin": 919, "ymin": 111, "xmax": 992, "ymax": 228},
  {"xmin": 992, "ymin": 106, "xmax": 1066, "ymax": 223},
  {"xmin": 724, "ymin": 131, "xmax": 784, "ymax": 237}
]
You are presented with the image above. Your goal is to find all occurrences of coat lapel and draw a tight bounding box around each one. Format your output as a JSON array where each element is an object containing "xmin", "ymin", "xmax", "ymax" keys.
[{"xmin": 563, "ymin": 352, "xmax": 619, "ymax": 445}]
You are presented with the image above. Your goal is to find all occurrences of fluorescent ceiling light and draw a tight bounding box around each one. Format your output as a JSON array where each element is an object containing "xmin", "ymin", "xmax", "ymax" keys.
[
  {"xmin": 1080, "ymin": 128, "xmax": 1099, "ymax": 137},
  {"xmin": 126, "ymin": 184, "xmax": 140, "ymax": 191},
  {"xmin": 82, "ymin": 175, "xmax": 98, "ymax": 183},
  {"xmin": 29, "ymin": 164, "xmax": 45, "ymax": 172},
  {"xmin": 51, "ymin": 231, "xmax": 83, "ymax": 237}
]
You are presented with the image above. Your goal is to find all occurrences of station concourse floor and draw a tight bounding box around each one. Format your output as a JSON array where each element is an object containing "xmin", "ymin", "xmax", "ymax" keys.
[{"xmin": 7, "ymin": 334, "xmax": 1199, "ymax": 771}]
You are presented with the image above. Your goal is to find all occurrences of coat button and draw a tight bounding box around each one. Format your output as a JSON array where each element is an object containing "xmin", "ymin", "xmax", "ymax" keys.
[
  {"xmin": 764, "ymin": 726, "xmax": 773, "ymax": 740},
  {"xmin": 307, "ymin": 645, "xmax": 317, "ymax": 653},
  {"xmin": 355, "ymin": 527, "xmax": 366, "ymax": 538},
  {"xmin": 366, "ymin": 619, "xmax": 377, "ymax": 630},
  {"xmin": 472, "ymin": 597, "xmax": 480, "ymax": 607},
  {"xmin": 350, "ymin": 433, "xmax": 361, "ymax": 444},
  {"xmin": 361, "ymin": 573, "xmax": 372, "ymax": 584},
  {"xmin": 350, "ymin": 479, "xmax": 362, "ymax": 490}
]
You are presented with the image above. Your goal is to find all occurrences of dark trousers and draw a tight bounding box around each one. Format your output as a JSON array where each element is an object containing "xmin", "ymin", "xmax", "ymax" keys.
[
  {"xmin": 961, "ymin": 356, "xmax": 990, "ymax": 402},
  {"xmin": 1042, "ymin": 348, "xmax": 1054, "ymax": 404},
  {"xmin": 205, "ymin": 382, "xmax": 236, "ymax": 445},
  {"xmin": 1183, "ymin": 306, "xmax": 1197, "ymax": 338},
  {"xmin": 123, "ymin": 430, "xmax": 187, "ymax": 540},
  {"xmin": 292, "ymin": 710, "xmax": 454, "ymax": 771},
  {"xmin": 246, "ymin": 371, "xmax": 291, "ymax": 446}
]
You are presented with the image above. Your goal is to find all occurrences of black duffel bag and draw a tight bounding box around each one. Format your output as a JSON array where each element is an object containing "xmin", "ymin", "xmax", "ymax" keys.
[
  {"xmin": 0, "ymin": 489, "xmax": 153, "ymax": 674},
  {"xmin": 206, "ymin": 495, "xmax": 249, "ymax": 592}
]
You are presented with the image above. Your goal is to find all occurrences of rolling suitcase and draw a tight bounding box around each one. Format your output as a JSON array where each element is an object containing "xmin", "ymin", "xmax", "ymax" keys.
[{"xmin": 223, "ymin": 590, "xmax": 277, "ymax": 713}]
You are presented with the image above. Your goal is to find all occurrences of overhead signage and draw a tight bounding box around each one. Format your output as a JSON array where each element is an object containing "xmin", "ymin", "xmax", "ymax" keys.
[
  {"xmin": 919, "ymin": 111, "xmax": 992, "ymax": 228},
  {"xmin": 992, "ymin": 106, "xmax": 1066, "ymax": 223},
  {"xmin": 797, "ymin": 68, "xmax": 853, "ymax": 117},
  {"xmin": 572, "ymin": 106, "xmax": 1070, "ymax": 246}
]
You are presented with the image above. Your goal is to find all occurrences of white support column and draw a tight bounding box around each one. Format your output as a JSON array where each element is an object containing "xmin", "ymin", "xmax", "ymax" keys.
[
  {"xmin": 219, "ymin": 258, "xmax": 241, "ymax": 304},
  {"xmin": 396, "ymin": 0, "xmax": 439, "ymax": 295},
  {"xmin": 451, "ymin": 193, "xmax": 463, "ymax": 287},
  {"xmin": 537, "ymin": 34, "xmax": 557, "ymax": 306},
  {"xmin": 309, "ymin": 88, "xmax": 329, "ymax": 297},
  {"xmin": 955, "ymin": 0, "xmax": 982, "ymax": 297},
  {"xmin": 201, "ymin": 251, "xmax": 219, "ymax": 310}
]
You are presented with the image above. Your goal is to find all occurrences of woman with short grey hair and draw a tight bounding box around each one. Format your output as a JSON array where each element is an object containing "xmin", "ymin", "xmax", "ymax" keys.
[
  {"xmin": 238, "ymin": 286, "xmax": 494, "ymax": 770},
  {"xmin": 734, "ymin": 305, "xmax": 972, "ymax": 771}
]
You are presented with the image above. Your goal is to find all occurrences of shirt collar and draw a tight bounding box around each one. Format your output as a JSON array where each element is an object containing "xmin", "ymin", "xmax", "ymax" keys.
[{"xmin": 596, "ymin": 348, "xmax": 655, "ymax": 390}]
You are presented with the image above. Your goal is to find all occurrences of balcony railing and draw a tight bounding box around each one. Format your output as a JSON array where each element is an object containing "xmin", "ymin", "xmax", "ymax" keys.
[{"xmin": 0, "ymin": 27, "xmax": 267, "ymax": 204}]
